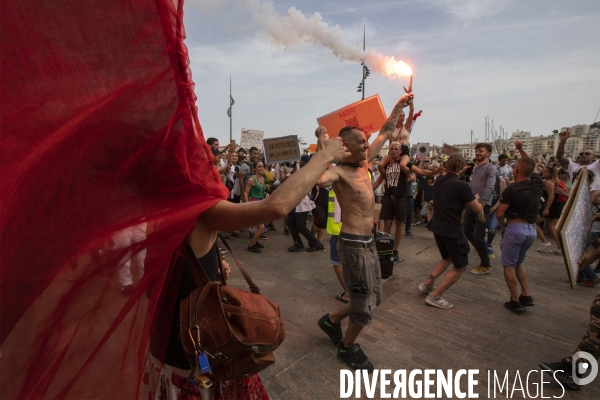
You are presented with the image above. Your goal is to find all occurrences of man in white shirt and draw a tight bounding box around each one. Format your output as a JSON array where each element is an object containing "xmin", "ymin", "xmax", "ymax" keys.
[{"xmin": 556, "ymin": 129, "xmax": 599, "ymax": 188}]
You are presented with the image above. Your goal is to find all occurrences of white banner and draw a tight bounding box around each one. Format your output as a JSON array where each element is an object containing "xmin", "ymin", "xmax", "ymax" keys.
[
  {"xmin": 240, "ymin": 128, "xmax": 264, "ymax": 150},
  {"xmin": 416, "ymin": 142, "xmax": 430, "ymax": 159}
]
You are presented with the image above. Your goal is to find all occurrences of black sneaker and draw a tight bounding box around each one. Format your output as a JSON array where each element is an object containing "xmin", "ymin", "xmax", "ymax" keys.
[
  {"xmin": 307, "ymin": 243, "xmax": 326, "ymax": 252},
  {"xmin": 519, "ymin": 295, "xmax": 534, "ymax": 306},
  {"xmin": 317, "ymin": 314, "xmax": 343, "ymax": 345},
  {"xmin": 247, "ymin": 245, "xmax": 261, "ymax": 253},
  {"xmin": 540, "ymin": 359, "xmax": 581, "ymax": 391},
  {"xmin": 254, "ymin": 242, "xmax": 264, "ymax": 249},
  {"xmin": 406, "ymin": 230, "xmax": 414, "ymax": 238},
  {"xmin": 283, "ymin": 229, "xmax": 290, "ymax": 237},
  {"xmin": 337, "ymin": 343, "xmax": 374, "ymax": 373},
  {"xmin": 504, "ymin": 300, "xmax": 525, "ymax": 314},
  {"xmin": 393, "ymin": 250, "xmax": 399, "ymax": 261},
  {"xmin": 288, "ymin": 244, "xmax": 305, "ymax": 252}
]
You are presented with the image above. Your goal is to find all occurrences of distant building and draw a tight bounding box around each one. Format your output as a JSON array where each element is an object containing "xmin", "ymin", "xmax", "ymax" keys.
[
  {"xmin": 568, "ymin": 124, "xmax": 590, "ymax": 137},
  {"xmin": 452, "ymin": 143, "xmax": 475, "ymax": 160},
  {"xmin": 531, "ymin": 134, "xmax": 556, "ymax": 158},
  {"xmin": 508, "ymin": 131, "xmax": 532, "ymax": 154}
]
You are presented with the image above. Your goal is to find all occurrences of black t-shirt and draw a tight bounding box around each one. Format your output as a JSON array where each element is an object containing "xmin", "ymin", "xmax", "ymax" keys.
[
  {"xmin": 499, "ymin": 174, "xmax": 543, "ymax": 224},
  {"xmin": 423, "ymin": 184, "xmax": 434, "ymax": 203},
  {"xmin": 428, "ymin": 173, "xmax": 476, "ymax": 238},
  {"xmin": 311, "ymin": 185, "xmax": 329, "ymax": 207},
  {"xmin": 416, "ymin": 175, "xmax": 427, "ymax": 192},
  {"xmin": 157, "ymin": 243, "xmax": 220, "ymax": 369},
  {"xmin": 384, "ymin": 160, "xmax": 410, "ymax": 196}
]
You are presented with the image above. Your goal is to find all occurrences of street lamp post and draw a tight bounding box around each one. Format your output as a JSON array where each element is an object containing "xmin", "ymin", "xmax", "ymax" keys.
[{"xmin": 226, "ymin": 75, "xmax": 235, "ymax": 142}]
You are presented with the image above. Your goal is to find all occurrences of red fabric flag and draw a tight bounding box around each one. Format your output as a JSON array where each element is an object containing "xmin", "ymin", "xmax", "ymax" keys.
[{"xmin": 0, "ymin": 0, "xmax": 228, "ymax": 398}]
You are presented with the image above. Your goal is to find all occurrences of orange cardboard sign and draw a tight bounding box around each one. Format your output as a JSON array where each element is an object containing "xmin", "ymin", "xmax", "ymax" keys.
[
  {"xmin": 307, "ymin": 144, "xmax": 317, "ymax": 153},
  {"xmin": 316, "ymin": 94, "xmax": 387, "ymax": 138}
]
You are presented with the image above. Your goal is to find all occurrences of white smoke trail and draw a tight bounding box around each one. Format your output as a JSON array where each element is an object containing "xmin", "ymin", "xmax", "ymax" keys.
[
  {"xmin": 242, "ymin": 0, "xmax": 412, "ymax": 78},
  {"xmin": 190, "ymin": 0, "xmax": 412, "ymax": 79}
]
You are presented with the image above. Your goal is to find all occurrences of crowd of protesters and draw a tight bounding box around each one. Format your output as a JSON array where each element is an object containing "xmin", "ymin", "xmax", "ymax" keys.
[
  {"xmin": 207, "ymin": 129, "xmax": 600, "ymax": 296},
  {"xmin": 206, "ymin": 127, "xmax": 600, "ymax": 387}
]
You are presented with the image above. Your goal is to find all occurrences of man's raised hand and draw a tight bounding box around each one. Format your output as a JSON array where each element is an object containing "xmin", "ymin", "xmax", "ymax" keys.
[
  {"xmin": 559, "ymin": 129, "xmax": 570, "ymax": 142},
  {"xmin": 514, "ymin": 140, "xmax": 523, "ymax": 150},
  {"xmin": 316, "ymin": 126, "xmax": 329, "ymax": 151},
  {"xmin": 315, "ymin": 126, "xmax": 329, "ymax": 140},
  {"xmin": 319, "ymin": 137, "xmax": 349, "ymax": 164}
]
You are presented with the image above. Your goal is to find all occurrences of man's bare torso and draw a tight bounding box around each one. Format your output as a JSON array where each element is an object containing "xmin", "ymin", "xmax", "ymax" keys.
[{"xmin": 332, "ymin": 165, "xmax": 375, "ymax": 236}]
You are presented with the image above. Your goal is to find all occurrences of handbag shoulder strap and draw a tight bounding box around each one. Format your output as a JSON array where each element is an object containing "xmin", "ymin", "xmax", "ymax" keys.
[{"xmin": 217, "ymin": 232, "xmax": 261, "ymax": 294}]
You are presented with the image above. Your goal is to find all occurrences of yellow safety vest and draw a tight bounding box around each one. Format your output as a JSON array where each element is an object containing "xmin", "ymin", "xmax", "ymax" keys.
[{"xmin": 326, "ymin": 189, "xmax": 342, "ymax": 235}]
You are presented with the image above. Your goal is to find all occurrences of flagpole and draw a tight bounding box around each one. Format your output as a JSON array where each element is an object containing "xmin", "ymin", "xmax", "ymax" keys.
[
  {"xmin": 229, "ymin": 75, "xmax": 232, "ymax": 142},
  {"xmin": 362, "ymin": 25, "xmax": 365, "ymax": 100}
]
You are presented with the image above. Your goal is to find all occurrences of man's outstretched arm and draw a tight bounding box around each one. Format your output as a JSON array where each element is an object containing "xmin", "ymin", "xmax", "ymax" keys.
[
  {"xmin": 556, "ymin": 129, "xmax": 570, "ymax": 163},
  {"xmin": 367, "ymin": 93, "xmax": 413, "ymax": 162}
]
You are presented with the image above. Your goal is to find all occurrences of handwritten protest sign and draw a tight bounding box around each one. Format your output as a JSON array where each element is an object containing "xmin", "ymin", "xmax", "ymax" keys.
[
  {"xmin": 240, "ymin": 128, "xmax": 264, "ymax": 150},
  {"xmin": 416, "ymin": 143, "xmax": 430, "ymax": 158},
  {"xmin": 263, "ymin": 135, "xmax": 301, "ymax": 164},
  {"xmin": 557, "ymin": 168, "xmax": 592, "ymax": 289},
  {"xmin": 317, "ymin": 94, "xmax": 387, "ymax": 138},
  {"xmin": 440, "ymin": 143, "xmax": 460, "ymax": 156}
]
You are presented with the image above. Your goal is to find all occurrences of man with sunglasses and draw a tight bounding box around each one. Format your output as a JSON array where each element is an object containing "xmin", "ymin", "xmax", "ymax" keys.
[{"xmin": 556, "ymin": 129, "xmax": 599, "ymax": 188}]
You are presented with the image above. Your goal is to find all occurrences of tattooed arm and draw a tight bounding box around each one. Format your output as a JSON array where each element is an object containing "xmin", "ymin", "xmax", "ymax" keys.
[
  {"xmin": 556, "ymin": 129, "xmax": 570, "ymax": 164},
  {"xmin": 367, "ymin": 93, "xmax": 414, "ymax": 162}
]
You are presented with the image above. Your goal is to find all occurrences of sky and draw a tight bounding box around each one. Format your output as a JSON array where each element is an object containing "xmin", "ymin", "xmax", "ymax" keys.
[{"xmin": 184, "ymin": 0, "xmax": 600, "ymax": 147}]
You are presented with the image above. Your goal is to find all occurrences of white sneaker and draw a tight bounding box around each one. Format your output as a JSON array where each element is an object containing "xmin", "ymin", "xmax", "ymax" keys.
[
  {"xmin": 426, "ymin": 293, "xmax": 454, "ymax": 309},
  {"xmin": 537, "ymin": 242, "xmax": 551, "ymax": 252},
  {"xmin": 418, "ymin": 282, "xmax": 434, "ymax": 293}
]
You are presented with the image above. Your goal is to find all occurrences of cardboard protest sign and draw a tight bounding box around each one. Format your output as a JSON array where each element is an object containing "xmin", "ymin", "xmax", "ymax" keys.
[
  {"xmin": 416, "ymin": 143, "xmax": 429, "ymax": 158},
  {"xmin": 317, "ymin": 94, "xmax": 386, "ymax": 138},
  {"xmin": 240, "ymin": 128, "xmax": 264, "ymax": 150},
  {"xmin": 440, "ymin": 143, "xmax": 460, "ymax": 155},
  {"xmin": 263, "ymin": 135, "xmax": 301, "ymax": 164},
  {"xmin": 556, "ymin": 168, "xmax": 592, "ymax": 289}
]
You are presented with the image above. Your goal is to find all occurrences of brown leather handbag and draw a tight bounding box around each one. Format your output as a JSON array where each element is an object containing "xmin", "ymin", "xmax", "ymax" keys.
[{"xmin": 179, "ymin": 234, "xmax": 285, "ymax": 381}]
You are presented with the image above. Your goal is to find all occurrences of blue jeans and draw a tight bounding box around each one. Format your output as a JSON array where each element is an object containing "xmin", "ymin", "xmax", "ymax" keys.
[
  {"xmin": 463, "ymin": 205, "xmax": 491, "ymax": 267},
  {"xmin": 486, "ymin": 211, "xmax": 499, "ymax": 246},
  {"xmin": 579, "ymin": 267, "xmax": 598, "ymax": 282},
  {"xmin": 405, "ymin": 196, "xmax": 414, "ymax": 231}
]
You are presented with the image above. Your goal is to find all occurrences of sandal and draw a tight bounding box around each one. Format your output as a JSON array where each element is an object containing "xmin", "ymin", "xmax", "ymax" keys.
[{"xmin": 335, "ymin": 292, "xmax": 350, "ymax": 303}]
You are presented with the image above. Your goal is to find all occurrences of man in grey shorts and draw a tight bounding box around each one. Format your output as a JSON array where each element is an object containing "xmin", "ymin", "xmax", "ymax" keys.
[
  {"xmin": 314, "ymin": 91, "xmax": 415, "ymax": 372},
  {"xmin": 338, "ymin": 233, "xmax": 382, "ymax": 325}
]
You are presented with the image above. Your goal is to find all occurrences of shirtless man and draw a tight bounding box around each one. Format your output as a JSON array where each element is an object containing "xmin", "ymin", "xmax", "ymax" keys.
[
  {"xmin": 316, "ymin": 92, "xmax": 414, "ymax": 372},
  {"xmin": 389, "ymin": 99, "xmax": 414, "ymax": 176},
  {"xmin": 373, "ymin": 143, "xmax": 443, "ymax": 261}
]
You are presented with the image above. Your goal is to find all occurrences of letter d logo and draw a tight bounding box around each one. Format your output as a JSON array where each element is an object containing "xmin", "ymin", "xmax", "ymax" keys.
[{"xmin": 572, "ymin": 351, "xmax": 598, "ymax": 386}]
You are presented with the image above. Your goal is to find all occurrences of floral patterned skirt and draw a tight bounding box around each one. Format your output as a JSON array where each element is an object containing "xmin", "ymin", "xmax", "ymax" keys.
[{"xmin": 142, "ymin": 354, "xmax": 270, "ymax": 400}]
